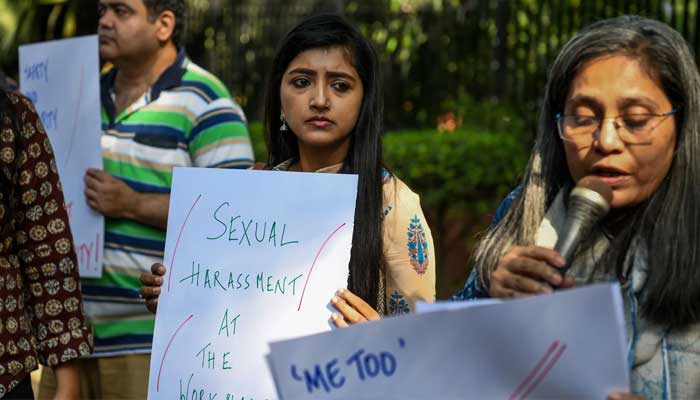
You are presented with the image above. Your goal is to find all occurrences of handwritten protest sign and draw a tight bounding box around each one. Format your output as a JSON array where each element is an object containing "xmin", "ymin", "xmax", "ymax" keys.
[
  {"xmin": 19, "ymin": 36, "xmax": 104, "ymax": 278},
  {"xmin": 148, "ymin": 167, "xmax": 357, "ymax": 400},
  {"xmin": 268, "ymin": 283, "xmax": 629, "ymax": 399},
  {"xmin": 415, "ymin": 298, "xmax": 501, "ymax": 312}
]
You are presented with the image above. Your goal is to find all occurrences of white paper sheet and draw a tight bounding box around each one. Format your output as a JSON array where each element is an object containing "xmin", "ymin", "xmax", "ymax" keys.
[
  {"xmin": 18, "ymin": 36, "xmax": 104, "ymax": 277},
  {"xmin": 148, "ymin": 167, "xmax": 358, "ymax": 400},
  {"xmin": 415, "ymin": 298, "xmax": 501, "ymax": 313},
  {"xmin": 268, "ymin": 283, "xmax": 629, "ymax": 399}
]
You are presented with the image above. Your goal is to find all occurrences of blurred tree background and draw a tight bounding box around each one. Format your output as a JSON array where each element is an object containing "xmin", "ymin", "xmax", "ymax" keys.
[{"xmin": 2, "ymin": 0, "xmax": 698, "ymax": 298}]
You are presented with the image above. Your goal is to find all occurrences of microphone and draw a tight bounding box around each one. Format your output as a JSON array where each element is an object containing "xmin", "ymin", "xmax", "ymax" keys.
[{"xmin": 555, "ymin": 176, "xmax": 613, "ymax": 275}]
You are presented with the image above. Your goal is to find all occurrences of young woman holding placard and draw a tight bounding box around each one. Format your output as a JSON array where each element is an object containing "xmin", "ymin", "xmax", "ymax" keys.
[{"xmin": 140, "ymin": 14, "xmax": 436, "ymax": 324}]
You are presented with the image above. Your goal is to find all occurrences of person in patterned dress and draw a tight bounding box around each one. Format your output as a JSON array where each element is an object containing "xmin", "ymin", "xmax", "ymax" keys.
[
  {"xmin": 0, "ymin": 89, "xmax": 93, "ymax": 399},
  {"xmin": 139, "ymin": 14, "xmax": 436, "ymax": 323}
]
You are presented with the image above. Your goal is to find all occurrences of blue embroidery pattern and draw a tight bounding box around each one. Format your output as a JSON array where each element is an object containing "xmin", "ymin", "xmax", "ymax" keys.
[
  {"xmin": 451, "ymin": 270, "xmax": 488, "ymax": 300},
  {"xmin": 381, "ymin": 205, "xmax": 393, "ymax": 220},
  {"xmin": 407, "ymin": 215, "xmax": 429, "ymax": 275},
  {"xmin": 381, "ymin": 168, "xmax": 393, "ymax": 184},
  {"xmin": 389, "ymin": 289, "xmax": 410, "ymax": 315}
]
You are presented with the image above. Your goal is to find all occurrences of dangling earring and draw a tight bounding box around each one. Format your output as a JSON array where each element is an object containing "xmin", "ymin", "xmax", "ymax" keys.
[{"xmin": 280, "ymin": 112, "xmax": 288, "ymax": 131}]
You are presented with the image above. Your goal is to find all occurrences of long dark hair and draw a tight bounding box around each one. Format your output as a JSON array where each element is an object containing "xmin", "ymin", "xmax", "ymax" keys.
[
  {"xmin": 474, "ymin": 15, "xmax": 700, "ymax": 328},
  {"xmin": 263, "ymin": 14, "xmax": 384, "ymax": 308}
]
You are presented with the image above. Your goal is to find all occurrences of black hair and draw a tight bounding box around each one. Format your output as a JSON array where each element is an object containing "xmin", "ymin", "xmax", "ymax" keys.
[
  {"xmin": 263, "ymin": 14, "xmax": 385, "ymax": 308},
  {"xmin": 143, "ymin": 0, "xmax": 185, "ymax": 47}
]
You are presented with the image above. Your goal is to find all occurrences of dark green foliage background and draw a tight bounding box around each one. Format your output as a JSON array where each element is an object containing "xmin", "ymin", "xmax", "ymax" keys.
[{"xmin": 2, "ymin": 0, "xmax": 696, "ymax": 296}]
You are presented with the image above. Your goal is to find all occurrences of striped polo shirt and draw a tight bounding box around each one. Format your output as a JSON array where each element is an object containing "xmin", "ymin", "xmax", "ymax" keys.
[{"xmin": 82, "ymin": 50, "xmax": 254, "ymax": 356}]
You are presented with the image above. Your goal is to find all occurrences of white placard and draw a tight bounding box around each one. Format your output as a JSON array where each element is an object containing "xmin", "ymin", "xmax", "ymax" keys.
[
  {"xmin": 148, "ymin": 167, "xmax": 358, "ymax": 400},
  {"xmin": 415, "ymin": 298, "xmax": 501, "ymax": 313},
  {"xmin": 18, "ymin": 36, "xmax": 104, "ymax": 278},
  {"xmin": 268, "ymin": 283, "xmax": 629, "ymax": 399}
]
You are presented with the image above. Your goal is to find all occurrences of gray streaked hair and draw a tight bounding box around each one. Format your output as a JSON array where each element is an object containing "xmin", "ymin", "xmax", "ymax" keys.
[{"xmin": 473, "ymin": 15, "xmax": 700, "ymax": 327}]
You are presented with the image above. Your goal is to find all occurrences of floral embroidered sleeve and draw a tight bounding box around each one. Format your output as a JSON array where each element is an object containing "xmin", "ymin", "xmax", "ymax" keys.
[
  {"xmin": 7, "ymin": 94, "xmax": 92, "ymax": 368},
  {"xmin": 381, "ymin": 176, "xmax": 436, "ymax": 315}
]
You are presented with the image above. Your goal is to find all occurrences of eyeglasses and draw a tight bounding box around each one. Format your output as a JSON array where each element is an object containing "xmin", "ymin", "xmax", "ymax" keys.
[{"xmin": 555, "ymin": 108, "xmax": 679, "ymax": 145}]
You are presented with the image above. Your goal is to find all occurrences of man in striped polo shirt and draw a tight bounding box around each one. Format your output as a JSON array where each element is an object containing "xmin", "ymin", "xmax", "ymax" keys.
[{"xmin": 37, "ymin": 0, "xmax": 254, "ymax": 398}]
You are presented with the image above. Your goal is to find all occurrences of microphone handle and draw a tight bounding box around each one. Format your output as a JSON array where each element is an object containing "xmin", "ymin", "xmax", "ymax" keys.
[{"xmin": 554, "ymin": 197, "xmax": 607, "ymax": 275}]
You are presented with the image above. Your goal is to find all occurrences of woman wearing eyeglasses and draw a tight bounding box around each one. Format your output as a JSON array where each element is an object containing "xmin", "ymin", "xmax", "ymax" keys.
[{"xmin": 454, "ymin": 16, "xmax": 700, "ymax": 399}]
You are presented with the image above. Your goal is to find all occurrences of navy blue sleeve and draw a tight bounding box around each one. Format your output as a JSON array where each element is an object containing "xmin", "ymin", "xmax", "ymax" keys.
[
  {"xmin": 450, "ymin": 187, "xmax": 520, "ymax": 300},
  {"xmin": 451, "ymin": 269, "xmax": 488, "ymax": 300},
  {"xmin": 491, "ymin": 187, "xmax": 520, "ymax": 225}
]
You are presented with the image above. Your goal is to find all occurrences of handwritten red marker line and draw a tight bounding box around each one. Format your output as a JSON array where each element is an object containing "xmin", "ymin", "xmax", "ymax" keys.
[
  {"xmin": 297, "ymin": 223, "xmax": 347, "ymax": 312},
  {"xmin": 518, "ymin": 343, "xmax": 567, "ymax": 400},
  {"xmin": 509, "ymin": 341, "xmax": 559, "ymax": 400},
  {"xmin": 167, "ymin": 194, "xmax": 202, "ymax": 292},
  {"xmin": 64, "ymin": 65, "xmax": 84, "ymax": 168},
  {"xmin": 157, "ymin": 314, "xmax": 194, "ymax": 392}
]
